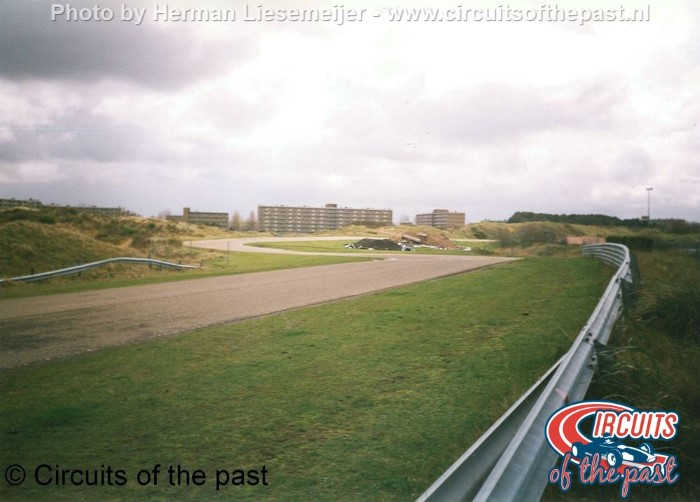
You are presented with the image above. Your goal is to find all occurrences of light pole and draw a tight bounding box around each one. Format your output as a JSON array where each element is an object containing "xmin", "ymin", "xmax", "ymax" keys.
[{"xmin": 646, "ymin": 186, "xmax": 653, "ymax": 224}]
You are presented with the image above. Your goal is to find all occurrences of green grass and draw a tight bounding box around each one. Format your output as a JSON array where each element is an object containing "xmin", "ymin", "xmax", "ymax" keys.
[
  {"xmin": 1, "ymin": 257, "xmax": 611, "ymax": 501},
  {"xmin": 447, "ymin": 240, "xmax": 499, "ymax": 253},
  {"xmin": 0, "ymin": 252, "xmax": 371, "ymax": 300},
  {"xmin": 248, "ymin": 240, "xmax": 494, "ymax": 255}
]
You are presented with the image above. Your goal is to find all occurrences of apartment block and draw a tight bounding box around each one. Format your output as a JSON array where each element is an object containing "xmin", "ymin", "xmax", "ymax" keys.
[
  {"xmin": 66, "ymin": 205, "xmax": 124, "ymax": 217},
  {"xmin": 1, "ymin": 198, "xmax": 125, "ymax": 216},
  {"xmin": 258, "ymin": 203, "xmax": 393, "ymax": 233},
  {"xmin": 167, "ymin": 207, "xmax": 229, "ymax": 228},
  {"xmin": 416, "ymin": 209, "xmax": 466, "ymax": 229}
]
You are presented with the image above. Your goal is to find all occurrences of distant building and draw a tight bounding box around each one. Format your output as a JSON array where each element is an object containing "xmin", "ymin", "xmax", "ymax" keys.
[
  {"xmin": 67, "ymin": 206, "xmax": 124, "ymax": 217},
  {"xmin": 167, "ymin": 207, "xmax": 229, "ymax": 228},
  {"xmin": 416, "ymin": 209, "xmax": 466, "ymax": 229},
  {"xmin": 565, "ymin": 236, "xmax": 606, "ymax": 245},
  {"xmin": 0, "ymin": 197, "xmax": 43, "ymax": 209},
  {"xmin": 0, "ymin": 198, "xmax": 125, "ymax": 216},
  {"xmin": 258, "ymin": 203, "xmax": 393, "ymax": 233}
]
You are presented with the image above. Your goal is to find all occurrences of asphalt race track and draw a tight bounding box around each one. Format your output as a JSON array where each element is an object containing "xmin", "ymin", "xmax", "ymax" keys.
[{"xmin": 0, "ymin": 237, "xmax": 515, "ymax": 368}]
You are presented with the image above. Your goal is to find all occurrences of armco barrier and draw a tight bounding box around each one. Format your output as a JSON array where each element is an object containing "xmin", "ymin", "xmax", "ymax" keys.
[
  {"xmin": 0, "ymin": 257, "xmax": 198, "ymax": 284},
  {"xmin": 418, "ymin": 243, "xmax": 632, "ymax": 502}
]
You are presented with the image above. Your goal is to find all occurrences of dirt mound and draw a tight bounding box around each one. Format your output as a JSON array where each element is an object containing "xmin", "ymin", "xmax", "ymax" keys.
[
  {"xmin": 382, "ymin": 226, "xmax": 458, "ymax": 249},
  {"xmin": 351, "ymin": 238, "xmax": 402, "ymax": 250}
]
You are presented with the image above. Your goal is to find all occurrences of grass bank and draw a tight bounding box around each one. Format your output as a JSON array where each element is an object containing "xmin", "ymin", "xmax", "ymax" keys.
[
  {"xmin": 1, "ymin": 257, "xmax": 611, "ymax": 501},
  {"xmin": 0, "ymin": 208, "xmax": 241, "ymax": 279},
  {"xmin": 2, "ymin": 208, "xmax": 364, "ymax": 299}
]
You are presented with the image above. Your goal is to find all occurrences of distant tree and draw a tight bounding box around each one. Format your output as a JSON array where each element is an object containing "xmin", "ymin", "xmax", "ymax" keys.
[
  {"xmin": 157, "ymin": 210, "xmax": 171, "ymax": 220},
  {"xmin": 508, "ymin": 211, "xmax": 646, "ymax": 227},
  {"xmin": 231, "ymin": 211, "xmax": 241, "ymax": 231},
  {"xmin": 245, "ymin": 210, "xmax": 257, "ymax": 231},
  {"xmin": 400, "ymin": 214, "xmax": 412, "ymax": 225}
]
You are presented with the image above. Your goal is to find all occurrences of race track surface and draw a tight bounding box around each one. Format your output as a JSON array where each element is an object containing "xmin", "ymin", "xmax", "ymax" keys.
[{"xmin": 0, "ymin": 237, "xmax": 515, "ymax": 368}]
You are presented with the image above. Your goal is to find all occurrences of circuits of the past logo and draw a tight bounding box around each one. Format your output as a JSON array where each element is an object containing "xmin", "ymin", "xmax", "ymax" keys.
[{"xmin": 545, "ymin": 401, "xmax": 680, "ymax": 498}]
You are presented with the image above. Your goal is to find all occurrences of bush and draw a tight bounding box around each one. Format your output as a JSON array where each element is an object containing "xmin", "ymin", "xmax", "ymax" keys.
[
  {"xmin": 0, "ymin": 209, "xmax": 35, "ymax": 223},
  {"xmin": 515, "ymin": 223, "xmax": 558, "ymax": 246},
  {"xmin": 497, "ymin": 222, "xmax": 563, "ymax": 247},
  {"xmin": 38, "ymin": 215, "xmax": 56, "ymax": 224},
  {"xmin": 659, "ymin": 219, "xmax": 700, "ymax": 234},
  {"xmin": 607, "ymin": 235, "xmax": 655, "ymax": 250},
  {"xmin": 130, "ymin": 235, "xmax": 151, "ymax": 250},
  {"xmin": 496, "ymin": 228, "xmax": 517, "ymax": 247},
  {"xmin": 534, "ymin": 244, "xmax": 564, "ymax": 256},
  {"xmin": 471, "ymin": 227, "xmax": 487, "ymax": 239}
]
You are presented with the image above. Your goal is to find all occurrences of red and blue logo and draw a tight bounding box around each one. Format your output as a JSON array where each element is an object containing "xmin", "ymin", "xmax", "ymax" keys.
[{"xmin": 545, "ymin": 401, "xmax": 680, "ymax": 498}]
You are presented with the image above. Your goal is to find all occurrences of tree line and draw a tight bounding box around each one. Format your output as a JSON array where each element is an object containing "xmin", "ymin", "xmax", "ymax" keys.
[
  {"xmin": 230, "ymin": 211, "xmax": 257, "ymax": 231},
  {"xmin": 157, "ymin": 209, "xmax": 258, "ymax": 230},
  {"xmin": 508, "ymin": 212, "xmax": 700, "ymax": 234}
]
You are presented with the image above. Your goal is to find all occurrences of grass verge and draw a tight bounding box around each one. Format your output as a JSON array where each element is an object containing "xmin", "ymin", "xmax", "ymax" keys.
[{"xmin": 1, "ymin": 257, "xmax": 611, "ymax": 501}]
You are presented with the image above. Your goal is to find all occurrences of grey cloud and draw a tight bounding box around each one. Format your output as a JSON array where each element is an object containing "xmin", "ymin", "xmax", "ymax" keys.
[
  {"xmin": 0, "ymin": 110, "xmax": 167, "ymax": 163},
  {"xmin": 0, "ymin": 1, "xmax": 256, "ymax": 89},
  {"xmin": 0, "ymin": 82, "xmax": 278, "ymax": 165},
  {"xmin": 609, "ymin": 149, "xmax": 654, "ymax": 182}
]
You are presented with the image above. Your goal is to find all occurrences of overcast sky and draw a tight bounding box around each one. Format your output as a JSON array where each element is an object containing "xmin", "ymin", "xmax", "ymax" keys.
[{"xmin": 1, "ymin": 0, "xmax": 698, "ymax": 222}]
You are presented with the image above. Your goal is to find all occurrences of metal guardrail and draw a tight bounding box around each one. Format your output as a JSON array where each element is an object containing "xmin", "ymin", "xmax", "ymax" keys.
[
  {"xmin": 0, "ymin": 257, "xmax": 198, "ymax": 284},
  {"xmin": 418, "ymin": 243, "xmax": 633, "ymax": 502}
]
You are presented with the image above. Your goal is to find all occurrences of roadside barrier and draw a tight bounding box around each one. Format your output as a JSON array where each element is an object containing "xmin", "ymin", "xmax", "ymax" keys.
[
  {"xmin": 418, "ymin": 243, "xmax": 633, "ymax": 501},
  {"xmin": 0, "ymin": 257, "xmax": 198, "ymax": 284}
]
